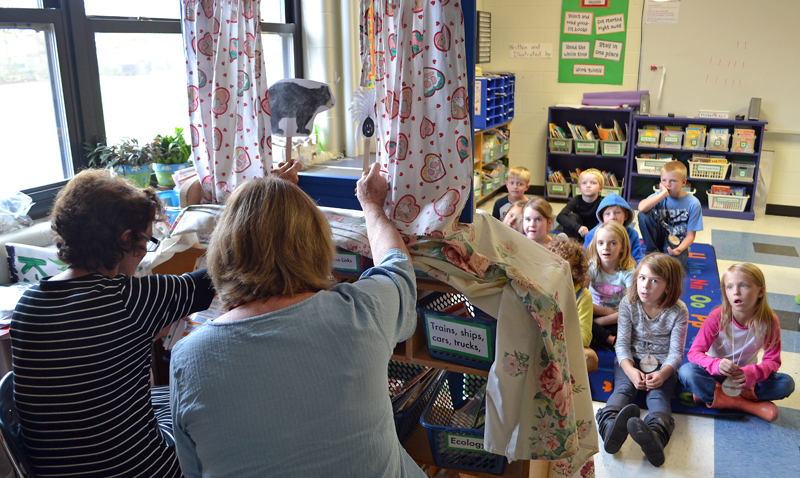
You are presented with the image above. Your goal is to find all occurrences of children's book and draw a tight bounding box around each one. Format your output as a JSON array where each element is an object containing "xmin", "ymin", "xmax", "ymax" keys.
[{"xmin": 711, "ymin": 185, "xmax": 730, "ymax": 195}]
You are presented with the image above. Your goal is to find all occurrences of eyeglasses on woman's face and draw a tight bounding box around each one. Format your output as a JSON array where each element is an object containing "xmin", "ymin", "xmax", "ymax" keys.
[{"xmin": 141, "ymin": 232, "xmax": 160, "ymax": 252}]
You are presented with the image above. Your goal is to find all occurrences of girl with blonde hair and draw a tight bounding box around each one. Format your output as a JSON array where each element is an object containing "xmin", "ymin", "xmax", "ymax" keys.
[
  {"xmin": 586, "ymin": 221, "xmax": 636, "ymax": 347},
  {"xmin": 679, "ymin": 263, "xmax": 794, "ymax": 422}
]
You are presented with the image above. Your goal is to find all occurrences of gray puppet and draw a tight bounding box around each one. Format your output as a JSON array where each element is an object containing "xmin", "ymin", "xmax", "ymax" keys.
[{"xmin": 268, "ymin": 79, "xmax": 335, "ymax": 136}]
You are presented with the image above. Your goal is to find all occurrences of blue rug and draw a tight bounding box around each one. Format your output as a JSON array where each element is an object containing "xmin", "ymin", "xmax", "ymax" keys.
[{"xmin": 588, "ymin": 243, "xmax": 741, "ymax": 416}]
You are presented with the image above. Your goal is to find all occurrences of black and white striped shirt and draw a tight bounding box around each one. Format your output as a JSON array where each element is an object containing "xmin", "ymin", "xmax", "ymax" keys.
[{"xmin": 11, "ymin": 270, "xmax": 214, "ymax": 477}]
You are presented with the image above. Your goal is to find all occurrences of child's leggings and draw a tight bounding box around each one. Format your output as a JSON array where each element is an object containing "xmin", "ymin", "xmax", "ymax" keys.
[
  {"xmin": 678, "ymin": 362, "xmax": 796, "ymax": 404},
  {"xmin": 607, "ymin": 358, "xmax": 678, "ymax": 416}
]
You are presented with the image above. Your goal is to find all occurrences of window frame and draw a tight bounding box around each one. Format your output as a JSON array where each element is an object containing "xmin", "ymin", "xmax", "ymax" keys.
[{"xmin": 1, "ymin": 0, "xmax": 303, "ymax": 219}]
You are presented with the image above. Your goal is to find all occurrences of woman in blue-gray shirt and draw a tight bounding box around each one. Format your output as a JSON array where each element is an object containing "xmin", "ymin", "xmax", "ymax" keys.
[{"xmin": 170, "ymin": 163, "xmax": 425, "ymax": 477}]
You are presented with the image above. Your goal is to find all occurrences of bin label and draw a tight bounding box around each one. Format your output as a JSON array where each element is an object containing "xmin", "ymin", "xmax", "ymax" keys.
[
  {"xmin": 664, "ymin": 136, "xmax": 679, "ymax": 143},
  {"xmin": 576, "ymin": 141, "xmax": 594, "ymax": 149},
  {"xmin": 551, "ymin": 184, "xmax": 565, "ymax": 192},
  {"xmin": 603, "ymin": 142, "xmax": 621, "ymax": 155},
  {"xmin": 696, "ymin": 164, "xmax": 721, "ymax": 173},
  {"xmin": 426, "ymin": 315, "xmax": 492, "ymax": 360},
  {"xmin": 640, "ymin": 136, "xmax": 656, "ymax": 143},
  {"xmin": 553, "ymin": 140, "xmax": 566, "ymax": 147},
  {"xmin": 446, "ymin": 434, "xmax": 491, "ymax": 454},
  {"xmin": 739, "ymin": 169, "xmax": 746, "ymax": 177},
  {"xmin": 333, "ymin": 252, "xmax": 359, "ymax": 272}
]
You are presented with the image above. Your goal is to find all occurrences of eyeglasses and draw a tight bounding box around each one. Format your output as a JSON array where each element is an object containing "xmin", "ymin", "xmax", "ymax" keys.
[{"xmin": 141, "ymin": 232, "xmax": 160, "ymax": 252}]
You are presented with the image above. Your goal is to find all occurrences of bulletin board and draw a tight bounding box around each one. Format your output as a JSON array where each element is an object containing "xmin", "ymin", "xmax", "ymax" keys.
[
  {"xmin": 639, "ymin": 0, "xmax": 800, "ymax": 132},
  {"xmin": 558, "ymin": 0, "xmax": 629, "ymax": 85}
]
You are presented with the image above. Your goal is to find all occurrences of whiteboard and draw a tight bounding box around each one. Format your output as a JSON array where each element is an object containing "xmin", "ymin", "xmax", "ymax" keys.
[{"xmin": 639, "ymin": 0, "xmax": 800, "ymax": 132}]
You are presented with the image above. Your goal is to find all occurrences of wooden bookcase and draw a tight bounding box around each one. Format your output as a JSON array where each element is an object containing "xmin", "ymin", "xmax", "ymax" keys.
[{"xmin": 627, "ymin": 115, "xmax": 767, "ymax": 220}]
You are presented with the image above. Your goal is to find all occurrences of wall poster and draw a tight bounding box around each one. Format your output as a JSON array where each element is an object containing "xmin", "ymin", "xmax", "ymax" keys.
[{"xmin": 558, "ymin": 0, "xmax": 629, "ymax": 85}]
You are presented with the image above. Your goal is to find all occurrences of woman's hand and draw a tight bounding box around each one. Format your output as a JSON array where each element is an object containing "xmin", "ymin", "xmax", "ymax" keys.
[
  {"xmin": 271, "ymin": 159, "xmax": 302, "ymax": 185},
  {"xmin": 356, "ymin": 162, "xmax": 388, "ymax": 209},
  {"xmin": 718, "ymin": 358, "xmax": 739, "ymax": 376}
]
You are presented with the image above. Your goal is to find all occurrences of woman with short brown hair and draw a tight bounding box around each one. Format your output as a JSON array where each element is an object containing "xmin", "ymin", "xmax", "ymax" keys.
[{"xmin": 170, "ymin": 163, "xmax": 425, "ymax": 477}]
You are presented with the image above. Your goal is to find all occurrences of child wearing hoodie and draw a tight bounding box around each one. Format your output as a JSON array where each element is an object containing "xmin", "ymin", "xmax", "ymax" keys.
[{"xmin": 583, "ymin": 193, "xmax": 645, "ymax": 264}]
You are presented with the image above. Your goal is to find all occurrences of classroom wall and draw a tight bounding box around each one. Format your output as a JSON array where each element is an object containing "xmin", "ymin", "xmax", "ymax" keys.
[
  {"xmin": 478, "ymin": 0, "xmax": 800, "ymax": 209},
  {"xmin": 478, "ymin": 0, "xmax": 644, "ymax": 190},
  {"xmin": 763, "ymin": 134, "xmax": 800, "ymax": 208}
]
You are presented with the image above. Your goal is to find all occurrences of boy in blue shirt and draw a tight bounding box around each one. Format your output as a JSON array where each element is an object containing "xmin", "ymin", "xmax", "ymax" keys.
[{"xmin": 637, "ymin": 161, "xmax": 703, "ymax": 267}]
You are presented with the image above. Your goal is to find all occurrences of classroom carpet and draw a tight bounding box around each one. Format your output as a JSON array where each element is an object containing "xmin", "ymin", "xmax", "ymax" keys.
[{"xmin": 587, "ymin": 243, "xmax": 739, "ymax": 416}]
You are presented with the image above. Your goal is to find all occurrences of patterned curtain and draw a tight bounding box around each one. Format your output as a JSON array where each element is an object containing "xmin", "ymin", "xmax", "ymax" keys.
[
  {"xmin": 181, "ymin": 0, "xmax": 270, "ymax": 204},
  {"xmin": 364, "ymin": 0, "xmax": 473, "ymax": 237}
]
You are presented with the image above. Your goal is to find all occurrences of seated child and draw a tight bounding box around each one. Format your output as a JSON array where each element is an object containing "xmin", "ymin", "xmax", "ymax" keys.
[
  {"xmin": 523, "ymin": 198, "xmax": 557, "ymax": 248},
  {"xmin": 679, "ymin": 263, "xmax": 795, "ymax": 422},
  {"xmin": 583, "ymin": 193, "xmax": 645, "ymax": 264},
  {"xmin": 493, "ymin": 166, "xmax": 530, "ymax": 221},
  {"xmin": 587, "ymin": 222, "xmax": 636, "ymax": 348},
  {"xmin": 596, "ymin": 253, "xmax": 688, "ymax": 468},
  {"xmin": 548, "ymin": 239, "xmax": 598, "ymax": 373},
  {"xmin": 637, "ymin": 161, "xmax": 703, "ymax": 267},
  {"xmin": 557, "ymin": 168, "xmax": 603, "ymax": 240},
  {"xmin": 502, "ymin": 200, "xmax": 527, "ymax": 234}
]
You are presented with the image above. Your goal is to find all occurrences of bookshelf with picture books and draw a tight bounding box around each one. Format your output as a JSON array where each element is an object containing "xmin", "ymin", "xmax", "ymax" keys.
[
  {"xmin": 545, "ymin": 107, "xmax": 634, "ymax": 202},
  {"xmin": 628, "ymin": 115, "xmax": 767, "ymax": 220}
]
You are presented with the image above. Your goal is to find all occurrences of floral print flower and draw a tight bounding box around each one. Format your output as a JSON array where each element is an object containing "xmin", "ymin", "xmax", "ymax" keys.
[
  {"xmin": 553, "ymin": 382, "xmax": 573, "ymax": 417},
  {"xmin": 502, "ymin": 354, "xmax": 519, "ymax": 376},
  {"xmin": 552, "ymin": 311, "xmax": 564, "ymax": 341},
  {"xmin": 546, "ymin": 436, "xmax": 560, "ymax": 451},
  {"xmin": 577, "ymin": 421, "xmax": 591, "ymax": 439},
  {"xmin": 554, "ymin": 460, "xmax": 573, "ymax": 476},
  {"xmin": 580, "ymin": 459, "xmax": 595, "ymax": 478},
  {"xmin": 539, "ymin": 360, "xmax": 563, "ymax": 399}
]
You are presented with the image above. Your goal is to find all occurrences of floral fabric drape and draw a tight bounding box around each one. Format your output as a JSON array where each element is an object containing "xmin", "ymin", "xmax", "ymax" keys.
[
  {"xmin": 326, "ymin": 209, "xmax": 598, "ymax": 478},
  {"xmin": 363, "ymin": 0, "xmax": 473, "ymax": 237},
  {"xmin": 182, "ymin": 0, "xmax": 271, "ymax": 204}
]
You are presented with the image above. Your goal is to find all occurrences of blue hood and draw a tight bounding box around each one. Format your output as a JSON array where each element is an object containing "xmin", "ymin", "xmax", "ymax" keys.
[{"xmin": 595, "ymin": 193, "xmax": 634, "ymax": 227}]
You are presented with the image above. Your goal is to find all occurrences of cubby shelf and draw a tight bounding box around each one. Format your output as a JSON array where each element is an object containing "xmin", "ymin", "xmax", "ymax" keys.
[{"xmin": 629, "ymin": 115, "xmax": 767, "ymax": 220}]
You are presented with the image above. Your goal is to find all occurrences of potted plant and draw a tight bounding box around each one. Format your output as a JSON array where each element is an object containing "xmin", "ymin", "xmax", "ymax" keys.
[
  {"xmin": 84, "ymin": 138, "xmax": 156, "ymax": 188},
  {"xmin": 151, "ymin": 127, "xmax": 192, "ymax": 188}
]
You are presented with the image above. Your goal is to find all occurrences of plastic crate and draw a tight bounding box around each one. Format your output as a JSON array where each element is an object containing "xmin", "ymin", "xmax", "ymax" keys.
[
  {"xmin": 417, "ymin": 292, "xmax": 496, "ymax": 371},
  {"xmin": 574, "ymin": 140, "xmax": 599, "ymax": 155},
  {"xmin": 548, "ymin": 138, "xmax": 573, "ymax": 154},
  {"xmin": 389, "ymin": 361, "xmax": 444, "ymax": 443},
  {"xmin": 600, "ymin": 140, "xmax": 626, "ymax": 157},
  {"xmin": 420, "ymin": 373, "xmax": 507, "ymax": 476},
  {"xmin": 688, "ymin": 161, "xmax": 729, "ymax": 180},
  {"xmin": 636, "ymin": 129, "xmax": 660, "ymax": 147},
  {"xmin": 636, "ymin": 157, "xmax": 674, "ymax": 175},
  {"xmin": 684, "ymin": 131, "xmax": 706, "ymax": 150},
  {"xmin": 706, "ymin": 191, "xmax": 750, "ymax": 212},
  {"xmin": 546, "ymin": 182, "xmax": 570, "ymax": 199},
  {"xmin": 660, "ymin": 131, "xmax": 684, "ymax": 149},
  {"xmin": 706, "ymin": 133, "xmax": 730, "ymax": 152},
  {"xmin": 729, "ymin": 162, "xmax": 755, "ymax": 182}
]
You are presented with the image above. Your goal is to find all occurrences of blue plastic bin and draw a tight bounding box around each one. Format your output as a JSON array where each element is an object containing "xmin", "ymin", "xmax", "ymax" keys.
[
  {"xmin": 417, "ymin": 292, "xmax": 497, "ymax": 371},
  {"xmin": 420, "ymin": 373, "xmax": 507, "ymax": 476},
  {"xmin": 389, "ymin": 361, "xmax": 444, "ymax": 443}
]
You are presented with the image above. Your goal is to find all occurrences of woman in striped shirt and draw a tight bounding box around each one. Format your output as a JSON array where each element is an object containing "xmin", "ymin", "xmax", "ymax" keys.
[{"xmin": 11, "ymin": 169, "xmax": 215, "ymax": 477}]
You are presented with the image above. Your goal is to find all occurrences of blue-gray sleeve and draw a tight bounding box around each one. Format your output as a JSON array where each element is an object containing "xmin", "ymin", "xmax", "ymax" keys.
[
  {"xmin": 615, "ymin": 300, "xmax": 635, "ymax": 364},
  {"xmin": 629, "ymin": 228, "xmax": 645, "ymax": 263},
  {"xmin": 665, "ymin": 302, "xmax": 689, "ymax": 372},
  {"xmin": 354, "ymin": 249, "xmax": 418, "ymax": 347},
  {"xmin": 170, "ymin": 360, "xmax": 203, "ymax": 478},
  {"xmin": 687, "ymin": 197, "xmax": 704, "ymax": 232}
]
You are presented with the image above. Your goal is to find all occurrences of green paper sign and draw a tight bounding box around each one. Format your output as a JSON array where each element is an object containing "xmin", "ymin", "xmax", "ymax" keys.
[{"xmin": 558, "ymin": 0, "xmax": 629, "ymax": 85}]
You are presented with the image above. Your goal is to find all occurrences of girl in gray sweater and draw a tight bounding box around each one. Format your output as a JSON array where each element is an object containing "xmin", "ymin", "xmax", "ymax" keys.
[{"xmin": 595, "ymin": 253, "xmax": 689, "ymax": 467}]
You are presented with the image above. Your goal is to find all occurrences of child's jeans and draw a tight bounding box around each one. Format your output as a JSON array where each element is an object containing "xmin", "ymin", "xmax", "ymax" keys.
[
  {"xmin": 638, "ymin": 209, "xmax": 689, "ymax": 267},
  {"xmin": 607, "ymin": 358, "xmax": 678, "ymax": 416},
  {"xmin": 678, "ymin": 362, "xmax": 796, "ymax": 403}
]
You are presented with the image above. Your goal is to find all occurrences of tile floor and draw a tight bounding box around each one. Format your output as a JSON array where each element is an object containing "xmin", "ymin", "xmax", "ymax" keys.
[{"xmin": 479, "ymin": 196, "xmax": 800, "ymax": 478}]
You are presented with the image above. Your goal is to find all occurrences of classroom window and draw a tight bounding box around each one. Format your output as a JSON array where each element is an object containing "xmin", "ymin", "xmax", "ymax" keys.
[
  {"xmin": 0, "ymin": 24, "xmax": 72, "ymax": 193},
  {"xmin": 0, "ymin": 0, "xmax": 303, "ymax": 218},
  {"xmin": 95, "ymin": 33, "xmax": 187, "ymax": 144}
]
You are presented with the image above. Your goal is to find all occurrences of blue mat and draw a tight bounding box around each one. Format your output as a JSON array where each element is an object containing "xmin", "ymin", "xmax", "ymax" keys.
[{"xmin": 588, "ymin": 243, "xmax": 740, "ymax": 416}]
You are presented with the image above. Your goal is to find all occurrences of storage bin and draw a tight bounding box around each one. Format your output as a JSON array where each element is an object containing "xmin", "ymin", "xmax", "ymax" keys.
[
  {"xmin": 635, "ymin": 157, "xmax": 674, "ymax": 176},
  {"xmin": 729, "ymin": 162, "xmax": 755, "ymax": 182},
  {"xmin": 653, "ymin": 185, "xmax": 696, "ymax": 195},
  {"xmin": 418, "ymin": 292, "xmax": 497, "ymax": 371},
  {"xmin": 601, "ymin": 185, "xmax": 624, "ymax": 197},
  {"xmin": 548, "ymin": 138, "xmax": 573, "ymax": 154},
  {"xmin": 688, "ymin": 161, "xmax": 729, "ymax": 180},
  {"xmin": 706, "ymin": 133, "xmax": 730, "ymax": 152},
  {"xmin": 546, "ymin": 182, "xmax": 571, "ymax": 199},
  {"xmin": 706, "ymin": 191, "xmax": 750, "ymax": 212},
  {"xmin": 600, "ymin": 140, "xmax": 626, "ymax": 157},
  {"xmin": 660, "ymin": 131, "xmax": 684, "ymax": 149},
  {"xmin": 683, "ymin": 131, "xmax": 706, "ymax": 150},
  {"xmin": 482, "ymin": 178, "xmax": 493, "ymax": 196},
  {"xmin": 636, "ymin": 129, "xmax": 660, "ymax": 147},
  {"xmin": 420, "ymin": 373, "xmax": 507, "ymax": 476},
  {"xmin": 574, "ymin": 139, "xmax": 599, "ymax": 155},
  {"xmin": 389, "ymin": 361, "xmax": 444, "ymax": 443}
]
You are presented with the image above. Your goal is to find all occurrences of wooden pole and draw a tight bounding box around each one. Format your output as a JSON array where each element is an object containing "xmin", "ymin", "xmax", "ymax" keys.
[{"xmin": 362, "ymin": 138, "xmax": 371, "ymax": 172}]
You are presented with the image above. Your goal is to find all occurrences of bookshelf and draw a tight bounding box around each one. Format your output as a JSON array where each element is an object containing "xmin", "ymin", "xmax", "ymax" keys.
[
  {"xmin": 545, "ymin": 107, "xmax": 634, "ymax": 202},
  {"xmin": 473, "ymin": 120, "xmax": 513, "ymax": 209},
  {"xmin": 627, "ymin": 115, "xmax": 767, "ymax": 220}
]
